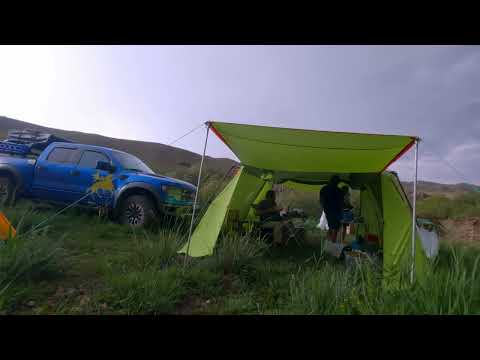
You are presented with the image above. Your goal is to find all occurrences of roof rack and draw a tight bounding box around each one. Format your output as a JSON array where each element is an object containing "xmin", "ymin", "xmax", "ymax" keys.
[{"xmin": 0, "ymin": 128, "xmax": 72, "ymax": 157}]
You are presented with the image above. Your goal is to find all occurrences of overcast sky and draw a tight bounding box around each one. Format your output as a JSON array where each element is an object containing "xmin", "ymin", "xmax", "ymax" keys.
[{"xmin": 0, "ymin": 45, "xmax": 479, "ymax": 184}]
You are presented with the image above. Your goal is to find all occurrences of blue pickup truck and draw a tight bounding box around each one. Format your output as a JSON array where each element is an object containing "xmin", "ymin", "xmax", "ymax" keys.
[{"xmin": 0, "ymin": 129, "xmax": 197, "ymax": 227}]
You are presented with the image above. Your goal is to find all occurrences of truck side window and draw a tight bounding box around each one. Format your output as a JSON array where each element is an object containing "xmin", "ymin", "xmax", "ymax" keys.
[
  {"xmin": 78, "ymin": 151, "xmax": 110, "ymax": 169},
  {"xmin": 47, "ymin": 148, "xmax": 79, "ymax": 164}
]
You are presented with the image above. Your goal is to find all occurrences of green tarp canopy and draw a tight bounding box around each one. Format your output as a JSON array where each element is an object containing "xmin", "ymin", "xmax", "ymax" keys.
[
  {"xmin": 209, "ymin": 121, "xmax": 415, "ymax": 174},
  {"xmin": 179, "ymin": 121, "xmax": 428, "ymax": 284}
]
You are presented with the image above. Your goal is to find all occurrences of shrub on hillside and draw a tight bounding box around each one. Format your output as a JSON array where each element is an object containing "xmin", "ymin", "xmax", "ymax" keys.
[{"xmin": 417, "ymin": 192, "xmax": 480, "ymax": 219}]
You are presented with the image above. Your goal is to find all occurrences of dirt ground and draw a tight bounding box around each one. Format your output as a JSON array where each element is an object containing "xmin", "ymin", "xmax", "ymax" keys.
[{"xmin": 440, "ymin": 217, "xmax": 480, "ymax": 245}]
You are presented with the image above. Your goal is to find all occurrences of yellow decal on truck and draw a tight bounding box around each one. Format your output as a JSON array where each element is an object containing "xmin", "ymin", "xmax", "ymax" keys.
[{"xmin": 88, "ymin": 172, "xmax": 115, "ymax": 193}]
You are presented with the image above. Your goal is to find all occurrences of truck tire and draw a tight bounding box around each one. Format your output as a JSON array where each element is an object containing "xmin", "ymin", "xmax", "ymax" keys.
[
  {"xmin": 118, "ymin": 194, "xmax": 157, "ymax": 227},
  {"xmin": 0, "ymin": 175, "xmax": 15, "ymax": 207}
]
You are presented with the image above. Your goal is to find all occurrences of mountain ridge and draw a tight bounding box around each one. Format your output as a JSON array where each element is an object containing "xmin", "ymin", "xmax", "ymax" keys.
[
  {"xmin": 0, "ymin": 116, "xmax": 237, "ymax": 176},
  {"xmin": 2, "ymin": 116, "xmax": 479, "ymax": 195}
]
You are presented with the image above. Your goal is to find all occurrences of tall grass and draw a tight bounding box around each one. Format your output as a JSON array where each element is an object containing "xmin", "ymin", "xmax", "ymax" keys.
[
  {"xmin": 0, "ymin": 207, "xmax": 65, "ymax": 312},
  {"xmin": 100, "ymin": 227, "xmax": 186, "ymax": 313},
  {"xmin": 287, "ymin": 263, "xmax": 372, "ymax": 315},
  {"xmin": 103, "ymin": 266, "xmax": 186, "ymax": 314},
  {"xmin": 124, "ymin": 228, "xmax": 186, "ymax": 270},
  {"xmin": 4, "ymin": 198, "xmax": 480, "ymax": 315},
  {"xmin": 286, "ymin": 244, "xmax": 480, "ymax": 315},
  {"xmin": 99, "ymin": 226, "xmax": 480, "ymax": 315},
  {"xmin": 102, "ymin": 228, "xmax": 272, "ymax": 314},
  {"xmin": 203, "ymin": 231, "xmax": 269, "ymax": 274}
]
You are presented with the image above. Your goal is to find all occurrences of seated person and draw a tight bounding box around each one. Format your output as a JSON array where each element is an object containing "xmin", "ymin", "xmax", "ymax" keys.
[
  {"xmin": 252, "ymin": 190, "xmax": 294, "ymax": 246},
  {"xmin": 254, "ymin": 190, "xmax": 283, "ymax": 222}
]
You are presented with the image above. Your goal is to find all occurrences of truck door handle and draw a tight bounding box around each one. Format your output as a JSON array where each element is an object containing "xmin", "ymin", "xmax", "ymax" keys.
[{"xmin": 70, "ymin": 170, "xmax": 80, "ymax": 176}]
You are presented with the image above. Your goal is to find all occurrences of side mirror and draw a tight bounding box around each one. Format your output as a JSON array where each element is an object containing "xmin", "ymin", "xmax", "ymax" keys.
[{"xmin": 96, "ymin": 161, "xmax": 116, "ymax": 173}]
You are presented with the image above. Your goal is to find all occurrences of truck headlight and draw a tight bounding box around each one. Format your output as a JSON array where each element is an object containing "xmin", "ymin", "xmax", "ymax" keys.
[{"xmin": 161, "ymin": 186, "xmax": 195, "ymax": 203}]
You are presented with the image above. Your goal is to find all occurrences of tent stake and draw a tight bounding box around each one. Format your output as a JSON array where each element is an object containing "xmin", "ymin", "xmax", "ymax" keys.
[
  {"xmin": 411, "ymin": 138, "xmax": 419, "ymax": 284},
  {"xmin": 184, "ymin": 123, "xmax": 210, "ymax": 266}
]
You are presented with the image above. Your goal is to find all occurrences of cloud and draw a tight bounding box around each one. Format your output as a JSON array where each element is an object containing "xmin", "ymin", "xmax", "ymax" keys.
[
  {"xmin": 367, "ymin": 46, "xmax": 480, "ymax": 186},
  {"xmin": 391, "ymin": 141, "xmax": 480, "ymax": 185}
]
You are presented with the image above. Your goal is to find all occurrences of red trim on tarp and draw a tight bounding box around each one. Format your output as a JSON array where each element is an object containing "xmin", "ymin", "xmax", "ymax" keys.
[
  {"xmin": 208, "ymin": 122, "xmax": 235, "ymax": 153},
  {"xmin": 381, "ymin": 137, "xmax": 416, "ymax": 173}
]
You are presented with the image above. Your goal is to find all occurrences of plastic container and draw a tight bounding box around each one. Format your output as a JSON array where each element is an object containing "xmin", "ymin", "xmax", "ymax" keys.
[
  {"xmin": 344, "ymin": 250, "xmax": 368, "ymax": 267},
  {"xmin": 365, "ymin": 234, "xmax": 380, "ymax": 245},
  {"xmin": 350, "ymin": 241, "xmax": 362, "ymax": 250}
]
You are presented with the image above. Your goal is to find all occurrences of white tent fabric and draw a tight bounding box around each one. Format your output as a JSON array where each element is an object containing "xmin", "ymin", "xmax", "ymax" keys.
[{"xmin": 418, "ymin": 226, "xmax": 439, "ymax": 259}]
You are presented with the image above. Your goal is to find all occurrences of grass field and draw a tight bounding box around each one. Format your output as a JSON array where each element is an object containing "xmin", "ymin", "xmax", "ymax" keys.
[
  {"xmin": 1, "ymin": 199, "xmax": 480, "ymax": 315},
  {"xmin": 416, "ymin": 192, "xmax": 480, "ymax": 219}
]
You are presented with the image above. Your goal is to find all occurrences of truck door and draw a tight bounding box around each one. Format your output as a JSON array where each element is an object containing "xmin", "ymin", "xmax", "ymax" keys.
[
  {"xmin": 72, "ymin": 150, "xmax": 114, "ymax": 206},
  {"xmin": 32, "ymin": 146, "xmax": 82, "ymax": 203}
]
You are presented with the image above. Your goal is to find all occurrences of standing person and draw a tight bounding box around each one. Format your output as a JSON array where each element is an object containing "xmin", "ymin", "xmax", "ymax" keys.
[
  {"xmin": 340, "ymin": 185, "xmax": 354, "ymax": 243},
  {"xmin": 319, "ymin": 175, "xmax": 343, "ymax": 243}
]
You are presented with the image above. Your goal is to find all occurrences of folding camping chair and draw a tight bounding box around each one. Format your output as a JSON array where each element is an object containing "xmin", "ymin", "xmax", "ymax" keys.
[
  {"xmin": 243, "ymin": 205, "xmax": 305, "ymax": 246},
  {"xmin": 287, "ymin": 218, "xmax": 306, "ymax": 246}
]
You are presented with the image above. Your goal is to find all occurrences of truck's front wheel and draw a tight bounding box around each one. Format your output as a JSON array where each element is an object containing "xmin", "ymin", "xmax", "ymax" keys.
[
  {"xmin": 0, "ymin": 176, "xmax": 15, "ymax": 207},
  {"xmin": 118, "ymin": 195, "xmax": 157, "ymax": 227}
]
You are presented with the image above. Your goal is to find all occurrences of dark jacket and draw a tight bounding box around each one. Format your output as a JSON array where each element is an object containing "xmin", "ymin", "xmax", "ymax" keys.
[{"xmin": 320, "ymin": 183, "xmax": 343, "ymax": 213}]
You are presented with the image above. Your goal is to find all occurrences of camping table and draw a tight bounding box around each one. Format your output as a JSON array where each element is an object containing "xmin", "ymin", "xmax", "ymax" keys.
[{"xmin": 340, "ymin": 217, "xmax": 364, "ymax": 244}]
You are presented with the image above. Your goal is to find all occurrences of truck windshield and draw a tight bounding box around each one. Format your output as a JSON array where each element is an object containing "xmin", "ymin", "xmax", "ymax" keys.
[{"xmin": 112, "ymin": 151, "xmax": 155, "ymax": 174}]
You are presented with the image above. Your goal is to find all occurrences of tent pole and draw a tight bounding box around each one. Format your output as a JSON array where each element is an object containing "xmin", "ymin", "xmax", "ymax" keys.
[
  {"xmin": 411, "ymin": 138, "xmax": 419, "ymax": 284},
  {"xmin": 184, "ymin": 123, "xmax": 210, "ymax": 266}
]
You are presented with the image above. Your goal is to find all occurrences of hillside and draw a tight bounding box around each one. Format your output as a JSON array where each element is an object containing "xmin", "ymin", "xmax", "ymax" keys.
[
  {"xmin": 402, "ymin": 180, "xmax": 480, "ymax": 200},
  {"xmin": 0, "ymin": 116, "xmax": 237, "ymax": 177},
  {"xmin": 2, "ymin": 115, "xmax": 480, "ymax": 197}
]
